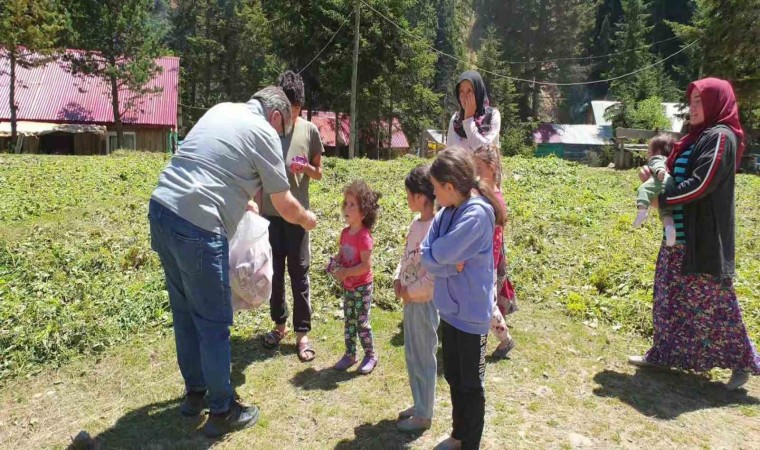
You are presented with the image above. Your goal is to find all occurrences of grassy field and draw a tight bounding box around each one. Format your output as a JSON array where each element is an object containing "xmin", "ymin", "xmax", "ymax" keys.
[{"xmin": 0, "ymin": 152, "xmax": 758, "ymax": 448}]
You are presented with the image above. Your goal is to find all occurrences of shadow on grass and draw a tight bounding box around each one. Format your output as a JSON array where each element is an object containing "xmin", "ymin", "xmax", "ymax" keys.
[
  {"xmin": 68, "ymin": 334, "xmax": 279, "ymax": 449},
  {"xmin": 67, "ymin": 398, "xmax": 215, "ymax": 450},
  {"xmin": 593, "ymin": 369, "xmax": 760, "ymax": 419},
  {"xmin": 333, "ymin": 418, "xmax": 425, "ymax": 450},
  {"xmin": 230, "ymin": 333, "xmax": 296, "ymax": 387},
  {"xmin": 390, "ymin": 319, "xmax": 405, "ymax": 347},
  {"xmin": 290, "ymin": 367, "xmax": 361, "ymax": 391}
]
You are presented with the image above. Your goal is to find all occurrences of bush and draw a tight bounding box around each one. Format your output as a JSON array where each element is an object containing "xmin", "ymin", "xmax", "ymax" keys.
[
  {"xmin": 605, "ymin": 96, "xmax": 671, "ymax": 131},
  {"xmin": 501, "ymin": 121, "xmax": 537, "ymax": 157}
]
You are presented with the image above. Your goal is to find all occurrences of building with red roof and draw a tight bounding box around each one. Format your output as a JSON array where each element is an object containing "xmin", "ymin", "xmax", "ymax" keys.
[
  {"xmin": 305, "ymin": 111, "xmax": 410, "ymax": 158},
  {"xmin": 0, "ymin": 49, "xmax": 179, "ymax": 154}
]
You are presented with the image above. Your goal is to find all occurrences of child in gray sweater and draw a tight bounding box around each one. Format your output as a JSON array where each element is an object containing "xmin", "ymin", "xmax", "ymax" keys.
[{"xmin": 634, "ymin": 134, "xmax": 676, "ymax": 246}]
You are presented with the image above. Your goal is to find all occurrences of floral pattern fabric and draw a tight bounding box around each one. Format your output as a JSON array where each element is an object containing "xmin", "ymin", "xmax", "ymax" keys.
[
  {"xmin": 342, "ymin": 283, "xmax": 375, "ymax": 356},
  {"xmin": 645, "ymin": 244, "xmax": 760, "ymax": 374}
]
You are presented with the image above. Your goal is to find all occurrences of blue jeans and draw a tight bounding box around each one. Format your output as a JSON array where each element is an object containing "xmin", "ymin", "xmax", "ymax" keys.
[{"xmin": 148, "ymin": 200, "xmax": 234, "ymax": 414}]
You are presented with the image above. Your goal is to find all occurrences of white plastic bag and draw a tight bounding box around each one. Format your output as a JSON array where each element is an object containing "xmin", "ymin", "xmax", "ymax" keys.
[{"xmin": 229, "ymin": 211, "xmax": 272, "ymax": 311}]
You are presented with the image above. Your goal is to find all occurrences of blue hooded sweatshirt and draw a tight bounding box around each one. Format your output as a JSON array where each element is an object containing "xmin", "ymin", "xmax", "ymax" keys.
[{"xmin": 421, "ymin": 196, "xmax": 495, "ymax": 335}]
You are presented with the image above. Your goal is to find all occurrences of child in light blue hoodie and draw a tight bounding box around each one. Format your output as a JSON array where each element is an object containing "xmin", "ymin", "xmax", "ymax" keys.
[{"xmin": 421, "ymin": 147, "xmax": 505, "ymax": 450}]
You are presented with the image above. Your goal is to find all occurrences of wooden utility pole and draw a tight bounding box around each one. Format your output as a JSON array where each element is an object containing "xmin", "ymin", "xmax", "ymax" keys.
[{"xmin": 349, "ymin": 1, "xmax": 360, "ymax": 159}]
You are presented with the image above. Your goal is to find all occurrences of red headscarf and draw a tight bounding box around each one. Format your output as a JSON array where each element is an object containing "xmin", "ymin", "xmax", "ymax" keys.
[{"xmin": 668, "ymin": 77, "xmax": 745, "ymax": 172}]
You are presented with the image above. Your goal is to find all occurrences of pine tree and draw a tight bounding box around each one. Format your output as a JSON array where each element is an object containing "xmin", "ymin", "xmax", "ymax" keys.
[
  {"xmin": 64, "ymin": 0, "xmax": 167, "ymax": 152},
  {"xmin": 477, "ymin": 26, "xmax": 518, "ymax": 127},
  {"xmin": 0, "ymin": 0, "xmax": 67, "ymax": 147},
  {"xmin": 606, "ymin": 0, "xmax": 678, "ymax": 101},
  {"xmin": 669, "ymin": 0, "xmax": 760, "ymax": 135}
]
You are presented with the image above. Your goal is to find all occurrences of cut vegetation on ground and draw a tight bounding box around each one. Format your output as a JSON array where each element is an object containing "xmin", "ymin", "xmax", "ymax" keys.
[{"xmin": 0, "ymin": 153, "xmax": 758, "ymax": 449}]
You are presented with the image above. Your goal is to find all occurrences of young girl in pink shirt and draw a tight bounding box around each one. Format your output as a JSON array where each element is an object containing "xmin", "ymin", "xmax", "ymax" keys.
[{"xmin": 328, "ymin": 180, "xmax": 382, "ymax": 374}]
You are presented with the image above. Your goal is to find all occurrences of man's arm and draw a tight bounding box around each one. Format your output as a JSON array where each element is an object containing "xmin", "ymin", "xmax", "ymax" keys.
[{"xmin": 270, "ymin": 190, "xmax": 317, "ymax": 231}]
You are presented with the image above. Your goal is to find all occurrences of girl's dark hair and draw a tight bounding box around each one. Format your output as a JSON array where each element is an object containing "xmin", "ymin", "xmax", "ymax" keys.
[
  {"xmin": 405, "ymin": 164, "xmax": 435, "ymax": 202},
  {"xmin": 649, "ymin": 133, "xmax": 675, "ymax": 157},
  {"xmin": 344, "ymin": 180, "xmax": 382, "ymax": 229},
  {"xmin": 430, "ymin": 147, "xmax": 505, "ymax": 226},
  {"xmin": 277, "ymin": 70, "xmax": 305, "ymax": 107}
]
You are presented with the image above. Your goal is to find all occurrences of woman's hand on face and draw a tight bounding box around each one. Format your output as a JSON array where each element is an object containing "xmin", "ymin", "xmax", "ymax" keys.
[
  {"xmin": 639, "ymin": 166, "xmax": 652, "ymax": 182},
  {"xmin": 463, "ymin": 92, "xmax": 477, "ymax": 119}
]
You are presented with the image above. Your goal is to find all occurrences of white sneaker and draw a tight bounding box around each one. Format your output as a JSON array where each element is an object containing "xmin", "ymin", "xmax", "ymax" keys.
[
  {"xmin": 434, "ymin": 437, "xmax": 462, "ymax": 450},
  {"xmin": 726, "ymin": 370, "xmax": 750, "ymax": 390},
  {"xmin": 397, "ymin": 405, "xmax": 415, "ymax": 420},
  {"xmin": 628, "ymin": 355, "xmax": 659, "ymax": 368},
  {"xmin": 396, "ymin": 416, "xmax": 431, "ymax": 432}
]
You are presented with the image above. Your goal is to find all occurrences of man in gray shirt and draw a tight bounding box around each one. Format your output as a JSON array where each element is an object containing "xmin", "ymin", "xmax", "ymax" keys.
[{"xmin": 148, "ymin": 86, "xmax": 316, "ymax": 438}]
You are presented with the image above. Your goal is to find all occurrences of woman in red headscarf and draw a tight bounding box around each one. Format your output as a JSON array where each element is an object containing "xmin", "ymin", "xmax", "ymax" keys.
[{"xmin": 628, "ymin": 78, "xmax": 759, "ymax": 390}]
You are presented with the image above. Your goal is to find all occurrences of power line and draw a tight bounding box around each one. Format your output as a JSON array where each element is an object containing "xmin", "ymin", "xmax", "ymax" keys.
[
  {"xmin": 501, "ymin": 36, "xmax": 682, "ymax": 65},
  {"xmin": 177, "ymin": 12, "xmax": 354, "ymax": 113},
  {"xmin": 359, "ymin": 0, "xmax": 699, "ymax": 87},
  {"xmin": 297, "ymin": 11, "xmax": 353, "ymax": 75}
]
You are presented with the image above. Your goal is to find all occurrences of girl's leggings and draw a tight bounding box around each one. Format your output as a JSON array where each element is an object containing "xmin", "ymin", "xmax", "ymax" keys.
[{"xmin": 342, "ymin": 283, "xmax": 375, "ymax": 355}]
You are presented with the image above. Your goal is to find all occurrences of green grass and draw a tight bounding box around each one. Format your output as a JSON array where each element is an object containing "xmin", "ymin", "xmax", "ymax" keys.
[{"xmin": 0, "ymin": 153, "xmax": 758, "ymax": 383}]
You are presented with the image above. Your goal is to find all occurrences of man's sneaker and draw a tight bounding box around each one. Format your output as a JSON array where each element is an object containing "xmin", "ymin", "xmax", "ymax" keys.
[
  {"xmin": 180, "ymin": 390, "xmax": 207, "ymax": 417},
  {"xmin": 726, "ymin": 370, "xmax": 750, "ymax": 390},
  {"xmin": 357, "ymin": 354, "xmax": 378, "ymax": 374},
  {"xmin": 202, "ymin": 400, "xmax": 259, "ymax": 438}
]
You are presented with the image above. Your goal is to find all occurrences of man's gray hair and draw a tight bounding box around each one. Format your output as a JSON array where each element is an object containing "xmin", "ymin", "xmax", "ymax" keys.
[{"xmin": 251, "ymin": 86, "xmax": 292, "ymax": 133}]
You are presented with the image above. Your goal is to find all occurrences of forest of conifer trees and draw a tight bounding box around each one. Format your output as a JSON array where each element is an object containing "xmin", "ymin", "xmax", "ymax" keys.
[{"xmin": 2, "ymin": 0, "xmax": 759, "ymax": 154}]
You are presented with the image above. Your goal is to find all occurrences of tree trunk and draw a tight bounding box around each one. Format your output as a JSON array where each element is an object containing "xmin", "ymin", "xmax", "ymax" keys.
[
  {"xmin": 110, "ymin": 74, "xmax": 122, "ymax": 154},
  {"xmin": 9, "ymin": 49, "xmax": 18, "ymax": 152},
  {"xmin": 388, "ymin": 92, "xmax": 393, "ymax": 160},
  {"xmin": 334, "ymin": 110, "xmax": 340, "ymax": 157}
]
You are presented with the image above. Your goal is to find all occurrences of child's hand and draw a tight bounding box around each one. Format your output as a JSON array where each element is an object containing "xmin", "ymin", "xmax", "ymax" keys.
[
  {"xmin": 656, "ymin": 170, "xmax": 666, "ymax": 182},
  {"xmin": 334, "ymin": 267, "xmax": 348, "ymax": 282},
  {"xmin": 399, "ymin": 286, "xmax": 411, "ymax": 304},
  {"xmin": 456, "ymin": 262, "xmax": 465, "ymax": 272},
  {"xmin": 393, "ymin": 279, "xmax": 401, "ymax": 298},
  {"xmin": 290, "ymin": 155, "xmax": 308, "ymax": 174}
]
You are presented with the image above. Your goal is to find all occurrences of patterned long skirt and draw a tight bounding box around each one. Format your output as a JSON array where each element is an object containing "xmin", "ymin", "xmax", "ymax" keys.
[{"xmin": 644, "ymin": 244, "xmax": 760, "ymax": 374}]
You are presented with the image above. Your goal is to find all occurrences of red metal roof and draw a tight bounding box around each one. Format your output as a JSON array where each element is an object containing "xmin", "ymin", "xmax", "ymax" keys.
[
  {"xmin": 304, "ymin": 111, "xmax": 409, "ymax": 149},
  {"xmin": 305, "ymin": 111, "xmax": 350, "ymax": 147},
  {"xmin": 0, "ymin": 50, "xmax": 179, "ymax": 128}
]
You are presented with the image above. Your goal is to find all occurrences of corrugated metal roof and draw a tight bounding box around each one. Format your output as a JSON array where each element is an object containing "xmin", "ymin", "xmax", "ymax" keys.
[
  {"xmin": 533, "ymin": 124, "xmax": 614, "ymax": 146},
  {"xmin": 588, "ymin": 100, "xmax": 687, "ymax": 132},
  {"xmin": 0, "ymin": 50, "xmax": 178, "ymax": 128},
  {"xmin": 305, "ymin": 111, "xmax": 349, "ymax": 147},
  {"xmin": 303, "ymin": 111, "xmax": 409, "ymax": 149},
  {"xmin": 590, "ymin": 100, "xmax": 617, "ymax": 126}
]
